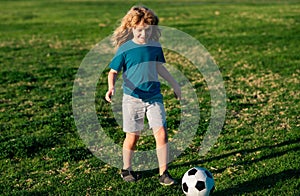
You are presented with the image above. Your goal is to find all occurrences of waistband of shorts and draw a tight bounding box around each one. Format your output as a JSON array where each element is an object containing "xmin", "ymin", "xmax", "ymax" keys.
[{"xmin": 123, "ymin": 93, "xmax": 163, "ymax": 104}]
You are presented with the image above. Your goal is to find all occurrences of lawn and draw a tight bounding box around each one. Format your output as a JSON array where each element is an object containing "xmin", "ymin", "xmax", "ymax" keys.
[{"xmin": 0, "ymin": 0, "xmax": 299, "ymax": 195}]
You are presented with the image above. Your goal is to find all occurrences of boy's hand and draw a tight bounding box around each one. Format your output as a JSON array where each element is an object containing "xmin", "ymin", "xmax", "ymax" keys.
[
  {"xmin": 105, "ymin": 88, "xmax": 115, "ymax": 103},
  {"xmin": 173, "ymin": 85, "xmax": 181, "ymax": 100}
]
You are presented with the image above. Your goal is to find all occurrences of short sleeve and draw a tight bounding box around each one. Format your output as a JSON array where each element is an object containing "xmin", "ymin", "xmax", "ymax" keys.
[
  {"xmin": 109, "ymin": 53, "xmax": 125, "ymax": 72},
  {"xmin": 157, "ymin": 47, "xmax": 166, "ymax": 63}
]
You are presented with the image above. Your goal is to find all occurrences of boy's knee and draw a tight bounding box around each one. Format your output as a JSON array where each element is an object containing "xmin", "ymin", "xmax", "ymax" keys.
[
  {"xmin": 125, "ymin": 132, "xmax": 140, "ymax": 141},
  {"xmin": 154, "ymin": 127, "xmax": 167, "ymax": 142}
]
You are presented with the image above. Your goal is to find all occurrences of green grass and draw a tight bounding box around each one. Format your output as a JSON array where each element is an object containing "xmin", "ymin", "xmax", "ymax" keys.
[{"xmin": 1, "ymin": 0, "xmax": 299, "ymax": 195}]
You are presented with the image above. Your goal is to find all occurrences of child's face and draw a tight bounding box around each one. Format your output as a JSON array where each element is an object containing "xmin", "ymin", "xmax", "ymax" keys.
[{"xmin": 132, "ymin": 23, "xmax": 152, "ymax": 44}]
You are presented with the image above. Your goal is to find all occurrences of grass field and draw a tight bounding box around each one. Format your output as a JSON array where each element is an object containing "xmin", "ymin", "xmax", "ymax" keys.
[{"xmin": 1, "ymin": 0, "xmax": 299, "ymax": 195}]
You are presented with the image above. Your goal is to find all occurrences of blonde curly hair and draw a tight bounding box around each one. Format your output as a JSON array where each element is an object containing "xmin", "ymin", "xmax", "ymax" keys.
[{"xmin": 111, "ymin": 6, "xmax": 161, "ymax": 48}]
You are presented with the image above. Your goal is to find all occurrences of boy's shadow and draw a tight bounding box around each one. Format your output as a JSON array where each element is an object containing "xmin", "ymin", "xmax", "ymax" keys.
[{"xmin": 168, "ymin": 138, "xmax": 300, "ymax": 195}]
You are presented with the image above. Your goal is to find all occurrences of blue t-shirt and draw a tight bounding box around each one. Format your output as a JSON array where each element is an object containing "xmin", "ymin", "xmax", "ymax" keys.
[{"xmin": 109, "ymin": 40, "xmax": 166, "ymax": 100}]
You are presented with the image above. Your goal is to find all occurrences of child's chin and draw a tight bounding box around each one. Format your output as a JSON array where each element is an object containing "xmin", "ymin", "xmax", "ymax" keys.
[{"xmin": 139, "ymin": 40, "xmax": 147, "ymax": 44}]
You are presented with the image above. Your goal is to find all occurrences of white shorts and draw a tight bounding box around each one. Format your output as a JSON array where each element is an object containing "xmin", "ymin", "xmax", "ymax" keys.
[{"xmin": 122, "ymin": 94, "xmax": 166, "ymax": 133}]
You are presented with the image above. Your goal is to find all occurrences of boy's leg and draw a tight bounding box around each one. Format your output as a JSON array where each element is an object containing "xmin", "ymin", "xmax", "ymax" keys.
[
  {"xmin": 122, "ymin": 132, "xmax": 140, "ymax": 170},
  {"xmin": 121, "ymin": 132, "xmax": 140, "ymax": 182},
  {"xmin": 153, "ymin": 127, "xmax": 168, "ymax": 175},
  {"xmin": 146, "ymin": 101, "xmax": 168, "ymax": 174},
  {"xmin": 154, "ymin": 127, "xmax": 176, "ymax": 185},
  {"xmin": 122, "ymin": 94, "xmax": 144, "ymax": 170}
]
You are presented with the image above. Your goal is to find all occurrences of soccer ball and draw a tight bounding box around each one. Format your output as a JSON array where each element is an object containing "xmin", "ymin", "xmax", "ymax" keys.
[{"xmin": 182, "ymin": 167, "xmax": 215, "ymax": 196}]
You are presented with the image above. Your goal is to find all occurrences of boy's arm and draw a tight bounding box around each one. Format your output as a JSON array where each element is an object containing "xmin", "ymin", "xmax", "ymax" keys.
[
  {"xmin": 157, "ymin": 63, "xmax": 181, "ymax": 100},
  {"xmin": 105, "ymin": 69, "xmax": 118, "ymax": 103}
]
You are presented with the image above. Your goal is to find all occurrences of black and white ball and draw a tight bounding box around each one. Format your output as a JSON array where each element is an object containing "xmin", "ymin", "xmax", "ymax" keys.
[{"xmin": 182, "ymin": 167, "xmax": 215, "ymax": 196}]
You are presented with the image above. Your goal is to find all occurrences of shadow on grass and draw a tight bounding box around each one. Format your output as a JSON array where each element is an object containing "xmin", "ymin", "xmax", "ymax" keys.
[
  {"xmin": 213, "ymin": 169, "xmax": 300, "ymax": 195},
  {"xmin": 172, "ymin": 138, "xmax": 300, "ymax": 171},
  {"xmin": 168, "ymin": 138, "xmax": 300, "ymax": 195},
  {"xmin": 0, "ymin": 132, "xmax": 93, "ymax": 162}
]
